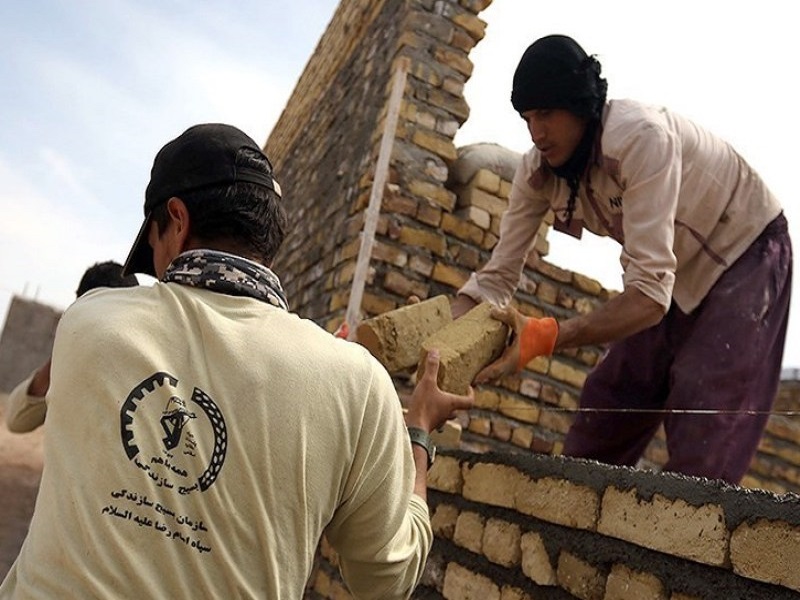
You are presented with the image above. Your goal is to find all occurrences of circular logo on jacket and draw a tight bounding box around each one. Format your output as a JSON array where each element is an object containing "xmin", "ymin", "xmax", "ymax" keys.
[{"xmin": 120, "ymin": 372, "xmax": 227, "ymax": 495}]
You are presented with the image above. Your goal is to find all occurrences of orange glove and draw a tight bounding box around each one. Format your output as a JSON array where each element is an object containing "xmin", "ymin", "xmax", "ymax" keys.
[{"xmin": 518, "ymin": 317, "xmax": 559, "ymax": 370}]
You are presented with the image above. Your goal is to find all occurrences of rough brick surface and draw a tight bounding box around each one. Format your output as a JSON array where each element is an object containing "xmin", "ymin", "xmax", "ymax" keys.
[
  {"xmin": 355, "ymin": 295, "xmax": 452, "ymax": 372},
  {"xmin": 557, "ymin": 551, "xmax": 606, "ymax": 600},
  {"xmin": 442, "ymin": 562, "xmax": 501, "ymax": 600},
  {"xmin": 730, "ymin": 519, "xmax": 800, "ymax": 592},
  {"xmin": 453, "ymin": 510, "xmax": 485, "ymax": 554},
  {"xmin": 482, "ymin": 518, "xmax": 521, "ymax": 567},
  {"xmin": 598, "ymin": 487, "xmax": 728, "ymax": 566},
  {"xmin": 461, "ymin": 462, "xmax": 520, "ymax": 509},
  {"xmin": 515, "ymin": 476, "xmax": 599, "ymax": 530},
  {"xmin": 604, "ymin": 564, "xmax": 666, "ymax": 600},
  {"xmin": 418, "ymin": 302, "xmax": 508, "ymax": 394},
  {"xmin": 428, "ymin": 455, "xmax": 464, "ymax": 494},
  {"xmin": 520, "ymin": 531, "xmax": 556, "ymax": 586}
]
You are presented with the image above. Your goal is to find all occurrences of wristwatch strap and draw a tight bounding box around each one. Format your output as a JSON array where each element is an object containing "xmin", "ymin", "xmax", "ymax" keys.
[{"xmin": 407, "ymin": 426, "xmax": 436, "ymax": 469}]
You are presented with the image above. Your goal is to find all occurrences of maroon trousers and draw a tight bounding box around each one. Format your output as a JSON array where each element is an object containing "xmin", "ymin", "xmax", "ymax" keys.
[{"xmin": 563, "ymin": 214, "xmax": 793, "ymax": 484}]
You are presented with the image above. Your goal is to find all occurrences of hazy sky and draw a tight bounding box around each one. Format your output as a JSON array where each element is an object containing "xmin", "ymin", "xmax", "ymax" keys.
[{"xmin": 1, "ymin": 0, "xmax": 797, "ymax": 365}]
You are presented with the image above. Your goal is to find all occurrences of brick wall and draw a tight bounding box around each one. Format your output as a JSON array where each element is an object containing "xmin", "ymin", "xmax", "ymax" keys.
[{"xmin": 266, "ymin": 1, "xmax": 800, "ymax": 598}]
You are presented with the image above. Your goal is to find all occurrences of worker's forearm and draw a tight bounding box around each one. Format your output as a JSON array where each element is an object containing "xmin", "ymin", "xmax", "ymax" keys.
[{"xmin": 556, "ymin": 287, "xmax": 664, "ymax": 350}]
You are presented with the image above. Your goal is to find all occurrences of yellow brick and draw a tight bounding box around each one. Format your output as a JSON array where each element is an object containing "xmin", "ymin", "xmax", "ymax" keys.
[
  {"xmin": 452, "ymin": 11, "xmax": 487, "ymax": 42},
  {"xmin": 456, "ymin": 205, "xmax": 492, "ymax": 230},
  {"xmin": 431, "ymin": 420, "xmax": 462, "ymax": 448},
  {"xmin": 605, "ymin": 564, "xmax": 667, "ymax": 600},
  {"xmin": 474, "ymin": 388, "xmax": 501, "ymax": 410},
  {"xmin": 431, "ymin": 503, "xmax": 460, "ymax": 539},
  {"xmin": 572, "ymin": 272, "xmax": 604, "ymax": 296},
  {"xmin": 510, "ymin": 426, "xmax": 534, "ymax": 449},
  {"xmin": 520, "ymin": 531, "xmax": 556, "ymax": 586},
  {"xmin": 428, "ymin": 455, "xmax": 464, "ymax": 494},
  {"xmin": 355, "ymin": 295, "xmax": 451, "ymax": 372},
  {"xmin": 598, "ymin": 487, "xmax": 728, "ymax": 566},
  {"xmin": 557, "ymin": 552, "xmax": 605, "ymax": 600},
  {"xmin": 470, "ymin": 168, "xmax": 501, "ymax": 194},
  {"xmin": 500, "ymin": 586, "xmax": 533, "ymax": 600},
  {"xmin": 454, "ymin": 511, "xmax": 485, "ymax": 553},
  {"xmin": 431, "ymin": 262, "xmax": 470, "ymax": 290},
  {"xmin": 408, "ymin": 179, "xmax": 457, "ymax": 211},
  {"xmin": 730, "ymin": 519, "xmax": 800, "ymax": 592},
  {"xmin": 360, "ymin": 292, "xmax": 396, "ymax": 316},
  {"xmin": 497, "ymin": 395, "xmax": 540, "ymax": 424},
  {"xmin": 515, "ymin": 476, "xmax": 599, "ymax": 530},
  {"xmin": 462, "ymin": 462, "xmax": 522, "ymax": 509},
  {"xmin": 419, "ymin": 302, "xmax": 508, "ymax": 395},
  {"xmin": 490, "ymin": 417, "xmax": 512, "ymax": 442},
  {"xmin": 458, "ymin": 186, "xmax": 508, "ymax": 216},
  {"xmin": 412, "ymin": 129, "xmax": 458, "ymax": 161},
  {"xmin": 442, "ymin": 563, "xmax": 501, "ymax": 600},
  {"xmin": 549, "ymin": 359, "xmax": 588, "ymax": 389},
  {"xmin": 399, "ymin": 225, "xmax": 448, "ymax": 256},
  {"xmin": 468, "ymin": 416, "xmax": 491, "ymax": 436},
  {"xmin": 441, "ymin": 212, "xmax": 485, "ymax": 245},
  {"xmin": 482, "ymin": 518, "xmax": 521, "ymax": 567}
]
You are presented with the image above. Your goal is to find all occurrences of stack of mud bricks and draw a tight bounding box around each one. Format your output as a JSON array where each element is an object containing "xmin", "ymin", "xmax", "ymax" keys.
[
  {"xmin": 355, "ymin": 295, "xmax": 508, "ymax": 448},
  {"xmin": 451, "ymin": 167, "xmax": 554, "ymax": 267},
  {"xmin": 419, "ymin": 451, "xmax": 800, "ymax": 600}
]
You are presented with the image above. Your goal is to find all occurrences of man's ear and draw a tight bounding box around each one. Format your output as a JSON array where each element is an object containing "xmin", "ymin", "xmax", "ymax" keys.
[{"xmin": 165, "ymin": 197, "xmax": 192, "ymax": 251}]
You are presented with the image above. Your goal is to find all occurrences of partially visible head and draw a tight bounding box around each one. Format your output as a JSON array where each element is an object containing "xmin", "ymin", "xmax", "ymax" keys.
[
  {"xmin": 76, "ymin": 260, "xmax": 138, "ymax": 297},
  {"xmin": 123, "ymin": 123, "xmax": 287, "ymax": 278},
  {"xmin": 511, "ymin": 34, "xmax": 607, "ymax": 120}
]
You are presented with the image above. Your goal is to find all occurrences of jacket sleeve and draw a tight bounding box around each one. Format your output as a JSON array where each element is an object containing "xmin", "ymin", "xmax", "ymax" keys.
[
  {"xmin": 4, "ymin": 373, "xmax": 47, "ymax": 433},
  {"xmin": 458, "ymin": 151, "xmax": 551, "ymax": 306},
  {"xmin": 616, "ymin": 121, "xmax": 680, "ymax": 312},
  {"xmin": 324, "ymin": 361, "xmax": 432, "ymax": 600}
]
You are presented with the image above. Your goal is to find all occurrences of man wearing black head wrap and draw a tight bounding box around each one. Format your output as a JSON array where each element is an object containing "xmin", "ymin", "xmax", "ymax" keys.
[{"xmin": 453, "ymin": 34, "xmax": 792, "ymax": 485}]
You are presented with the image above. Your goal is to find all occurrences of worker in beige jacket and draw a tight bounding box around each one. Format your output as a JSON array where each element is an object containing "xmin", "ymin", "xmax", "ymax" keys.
[
  {"xmin": 4, "ymin": 261, "xmax": 138, "ymax": 433},
  {"xmin": 454, "ymin": 35, "xmax": 792, "ymax": 485},
  {"xmin": 0, "ymin": 124, "xmax": 472, "ymax": 599}
]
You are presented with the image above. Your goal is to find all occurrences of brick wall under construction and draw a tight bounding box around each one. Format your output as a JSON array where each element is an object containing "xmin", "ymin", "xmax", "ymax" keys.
[{"xmin": 260, "ymin": 0, "xmax": 800, "ymax": 598}]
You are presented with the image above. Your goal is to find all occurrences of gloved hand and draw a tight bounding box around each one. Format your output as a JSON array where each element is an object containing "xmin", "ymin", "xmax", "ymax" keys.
[
  {"xmin": 474, "ymin": 305, "xmax": 559, "ymax": 384},
  {"xmin": 517, "ymin": 315, "xmax": 559, "ymax": 369}
]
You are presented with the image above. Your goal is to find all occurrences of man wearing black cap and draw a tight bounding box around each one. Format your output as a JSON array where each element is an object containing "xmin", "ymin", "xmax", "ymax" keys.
[
  {"xmin": 453, "ymin": 35, "xmax": 792, "ymax": 485},
  {"xmin": 0, "ymin": 123, "xmax": 472, "ymax": 599}
]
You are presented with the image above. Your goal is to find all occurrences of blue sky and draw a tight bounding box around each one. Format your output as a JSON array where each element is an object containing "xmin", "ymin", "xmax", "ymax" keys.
[{"xmin": 1, "ymin": 0, "xmax": 798, "ymax": 366}]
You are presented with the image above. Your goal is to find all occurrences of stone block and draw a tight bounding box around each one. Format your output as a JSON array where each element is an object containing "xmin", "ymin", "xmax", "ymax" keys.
[
  {"xmin": 417, "ymin": 302, "xmax": 508, "ymax": 395},
  {"xmin": 355, "ymin": 295, "xmax": 452, "ymax": 373}
]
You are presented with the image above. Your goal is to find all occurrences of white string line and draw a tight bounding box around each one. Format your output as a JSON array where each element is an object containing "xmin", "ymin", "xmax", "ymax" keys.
[{"xmin": 517, "ymin": 406, "xmax": 800, "ymax": 416}]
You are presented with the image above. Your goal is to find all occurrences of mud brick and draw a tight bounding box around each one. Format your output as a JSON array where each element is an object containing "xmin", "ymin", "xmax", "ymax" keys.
[
  {"xmin": 417, "ymin": 302, "xmax": 508, "ymax": 394},
  {"xmin": 355, "ymin": 295, "xmax": 452, "ymax": 372}
]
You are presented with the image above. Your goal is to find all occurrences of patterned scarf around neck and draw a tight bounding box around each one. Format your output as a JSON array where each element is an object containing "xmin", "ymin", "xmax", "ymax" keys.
[{"xmin": 162, "ymin": 249, "xmax": 288, "ymax": 310}]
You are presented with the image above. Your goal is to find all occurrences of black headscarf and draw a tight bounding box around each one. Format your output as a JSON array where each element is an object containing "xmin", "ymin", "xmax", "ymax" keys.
[{"xmin": 511, "ymin": 35, "xmax": 607, "ymax": 224}]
